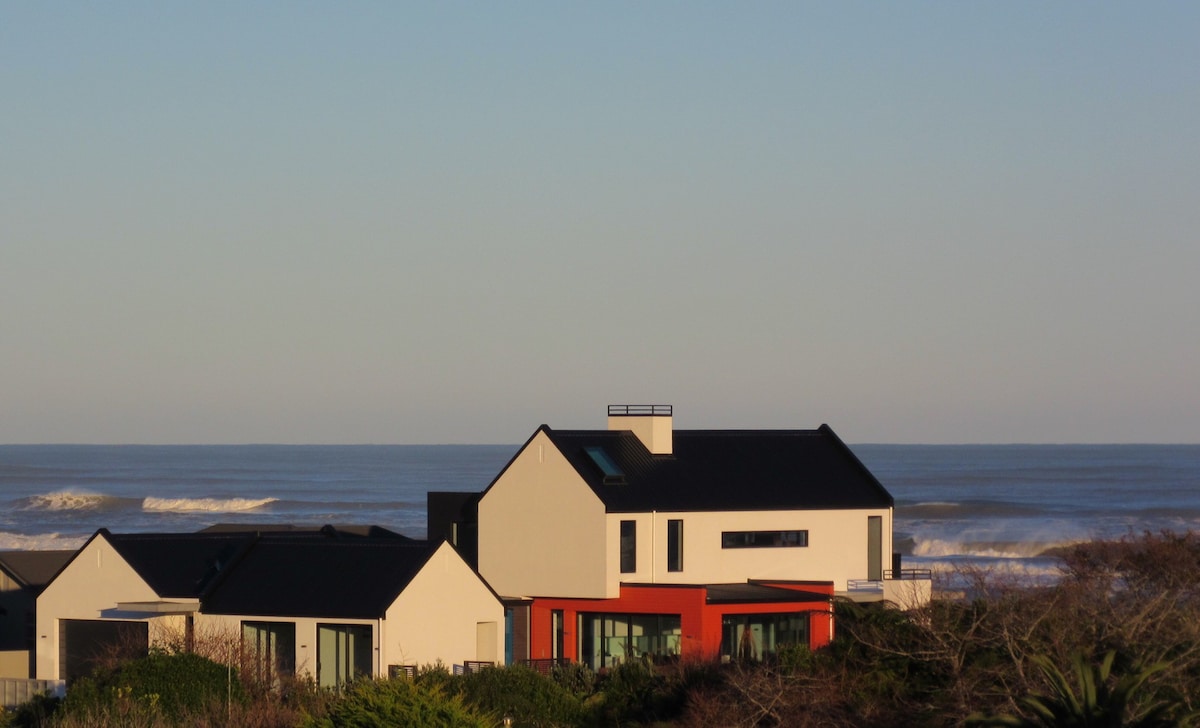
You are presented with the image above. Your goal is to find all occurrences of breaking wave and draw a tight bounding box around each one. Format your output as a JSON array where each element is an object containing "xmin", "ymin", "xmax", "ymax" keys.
[
  {"xmin": 142, "ymin": 496, "xmax": 277, "ymax": 513},
  {"xmin": 20, "ymin": 491, "xmax": 133, "ymax": 512},
  {"xmin": 0, "ymin": 530, "xmax": 88, "ymax": 551},
  {"xmin": 911, "ymin": 537, "xmax": 1084, "ymax": 559}
]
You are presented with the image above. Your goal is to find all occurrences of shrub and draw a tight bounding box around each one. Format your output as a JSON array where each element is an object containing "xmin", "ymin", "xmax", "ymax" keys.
[
  {"xmin": 455, "ymin": 665, "xmax": 586, "ymax": 728},
  {"xmin": 302, "ymin": 678, "xmax": 493, "ymax": 728},
  {"xmin": 61, "ymin": 650, "xmax": 245, "ymax": 724}
]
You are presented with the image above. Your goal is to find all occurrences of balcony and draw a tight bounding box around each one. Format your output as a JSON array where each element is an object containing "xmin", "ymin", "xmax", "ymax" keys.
[{"xmin": 843, "ymin": 569, "xmax": 932, "ymax": 609}]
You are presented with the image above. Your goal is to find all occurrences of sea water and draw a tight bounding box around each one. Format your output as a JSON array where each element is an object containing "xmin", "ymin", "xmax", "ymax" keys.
[{"xmin": 2, "ymin": 443, "xmax": 1198, "ymax": 583}]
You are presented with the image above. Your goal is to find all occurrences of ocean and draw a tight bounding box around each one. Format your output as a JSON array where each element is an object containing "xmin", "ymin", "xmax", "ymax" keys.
[{"xmin": 2, "ymin": 443, "xmax": 1198, "ymax": 585}]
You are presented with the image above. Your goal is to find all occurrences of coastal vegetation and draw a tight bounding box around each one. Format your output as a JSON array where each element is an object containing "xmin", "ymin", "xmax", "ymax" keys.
[{"xmin": 4, "ymin": 531, "xmax": 1198, "ymax": 728}]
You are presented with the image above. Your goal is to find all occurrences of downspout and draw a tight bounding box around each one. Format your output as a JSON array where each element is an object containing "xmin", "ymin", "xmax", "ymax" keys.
[
  {"xmin": 651, "ymin": 511, "xmax": 657, "ymax": 584},
  {"xmin": 377, "ymin": 616, "xmax": 383, "ymax": 679}
]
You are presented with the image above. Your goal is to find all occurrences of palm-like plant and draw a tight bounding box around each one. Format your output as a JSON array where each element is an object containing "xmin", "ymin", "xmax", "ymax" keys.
[{"xmin": 968, "ymin": 651, "xmax": 1194, "ymax": 728}]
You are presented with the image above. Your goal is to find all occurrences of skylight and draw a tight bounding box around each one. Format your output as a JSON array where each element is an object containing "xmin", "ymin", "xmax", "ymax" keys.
[{"xmin": 584, "ymin": 446, "xmax": 626, "ymax": 484}]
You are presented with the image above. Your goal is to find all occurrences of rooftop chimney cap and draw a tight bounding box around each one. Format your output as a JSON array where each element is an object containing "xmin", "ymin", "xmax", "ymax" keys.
[{"xmin": 608, "ymin": 404, "xmax": 672, "ymax": 417}]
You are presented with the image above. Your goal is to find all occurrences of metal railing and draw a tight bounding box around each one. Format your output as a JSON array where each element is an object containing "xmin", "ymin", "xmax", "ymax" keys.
[
  {"xmin": 1, "ymin": 679, "xmax": 65, "ymax": 709},
  {"xmin": 608, "ymin": 404, "xmax": 672, "ymax": 416},
  {"xmin": 453, "ymin": 661, "xmax": 495, "ymax": 675},
  {"xmin": 846, "ymin": 579, "xmax": 884, "ymax": 592},
  {"xmin": 521, "ymin": 658, "xmax": 571, "ymax": 675},
  {"xmin": 884, "ymin": 569, "xmax": 933, "ymax": 580}
]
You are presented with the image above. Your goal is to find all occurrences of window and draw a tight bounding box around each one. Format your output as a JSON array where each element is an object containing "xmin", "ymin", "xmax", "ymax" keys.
[
  {"xmin": 551, "ymin": 609, "xmax": 565, "ymax": 660},
  {"xmin": 579, "ymin": 613, "xmax": 681, "ymax": 670},
  {"xmin": 721, "ymin": 530, "xmax": 809, "ymax": 549},
  {"xmin": 317, "ymin": 623, "xmax": 373, "ymax": 689},
  {"xmin": 667, "ymin": 519, "xmax": 683, "ymax": 572},
  {"xmin": 720, "ymin": 612, "xmax": 810, "ymax": 662},
  {"xmin": 242, "ymin": 621, "xmax": 296, "ymax": 689},
  {"xmin": 620, "ymin": 520, "xmax": 636, "ymax": 573}
]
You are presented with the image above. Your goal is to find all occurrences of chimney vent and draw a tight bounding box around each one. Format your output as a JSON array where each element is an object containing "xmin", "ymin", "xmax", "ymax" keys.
[{"xmin": 607, "ymin": 404, "xmax": 673, "ymax": 455}]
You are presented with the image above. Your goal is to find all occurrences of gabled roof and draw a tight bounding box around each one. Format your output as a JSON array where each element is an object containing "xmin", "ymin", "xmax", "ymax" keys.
[
  {"xmin": 86, "ymin": 525, "xmax": 412, "ymax": 601},
  {"xmin": 103, "ymin": 531, "xmax": 259, "ymax": 599},
  {"xmin": 200, "ymin": 538, "xmax": 442, "ymax": 619},
  {"xmin": 0, "ymin": 550, "xmax": 76, "ymax": 592},
  {"xmin": 197, "ymin": 524, "xmax": 410, "ymax": 539},
  {"xmin": 542, "ymin": 423, "xmax": 893, "ymax": 513}
]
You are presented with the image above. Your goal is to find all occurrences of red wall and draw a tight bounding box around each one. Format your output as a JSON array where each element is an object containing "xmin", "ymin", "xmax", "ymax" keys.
[{"xmin": 527, "ymin": 583, "xmax": 832, "ymax": 664}]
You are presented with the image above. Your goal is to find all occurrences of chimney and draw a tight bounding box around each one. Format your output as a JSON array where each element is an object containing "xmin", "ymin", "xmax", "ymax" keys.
[{"xmin": 607, "ymin": 404, "xmax": 673, "ymax": 455}]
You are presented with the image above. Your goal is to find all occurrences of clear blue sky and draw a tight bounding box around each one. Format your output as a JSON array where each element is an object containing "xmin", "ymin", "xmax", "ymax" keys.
[{"xmin": 3, "ymin": 3, "xmax": 1197, "ymax": 444}]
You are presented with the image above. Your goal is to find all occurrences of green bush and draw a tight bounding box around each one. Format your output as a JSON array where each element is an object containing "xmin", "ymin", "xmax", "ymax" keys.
[
  {"xmin": 456, "ymin": 665, "xmax": 586, "ymax": 728},
  {"xmin": 61, "ymin": 650, "xmax": 245, "ymax": 723},
  {"xmin": 303, "ymin": 678, "xmax": 493, "ymax": 728}
]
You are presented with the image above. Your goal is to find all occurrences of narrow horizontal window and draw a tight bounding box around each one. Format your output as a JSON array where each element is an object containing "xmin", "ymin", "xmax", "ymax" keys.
[{"xmin": 721, "ymin": 530, "xmax": 809, "ymax": 549}]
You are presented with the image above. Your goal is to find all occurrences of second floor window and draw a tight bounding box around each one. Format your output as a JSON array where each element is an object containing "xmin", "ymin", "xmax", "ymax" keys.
[
  {"xmin": 620, "ymin": 520, "xmax": 636, "ymax": 573},
  {"xmin": 667, "ymin": 519, "xmax": 683, "ymax": 572},
  {"xmin": 721, "ymin": 530, "xmax": 809, "ymax": 549}
]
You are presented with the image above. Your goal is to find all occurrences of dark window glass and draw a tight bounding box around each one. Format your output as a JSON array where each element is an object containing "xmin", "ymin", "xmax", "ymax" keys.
[
  {"xmin": 720, "ymin": 612, "xmax": 811, "ymax": 662},
  {"xmin": 579, "ymin": 612, "xmax": 682, "ymax": 670},
  {"xmin": 620, "ymin": 520, "xmax": 636, "ymax": 573},
  {"xmin": 667, "ymin": 519, "xmax": 683, "ymax": 572},
  {"xmin": 721, "ymin": 530, "xmax": 809, "ymax": 549}
]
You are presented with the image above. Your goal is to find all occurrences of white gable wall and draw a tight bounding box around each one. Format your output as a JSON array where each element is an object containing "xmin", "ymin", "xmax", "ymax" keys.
[
  {"xmin": 198, "ymin": 542, "xmax": 504, "ymax": 678},
  {"xmin": 607, "ymin": 507, "xmax": 893, "ymax": 591},
  {"xmin": 35, "ymin": 535, "xmax": 172, "ymax": 680},
  {"xmin": 478, "ymin": 431, "xmax": 611, "ymax": 598},
  {"xmin": 384, "ymin": 541, "xmax": 504, "ymax": 668}
]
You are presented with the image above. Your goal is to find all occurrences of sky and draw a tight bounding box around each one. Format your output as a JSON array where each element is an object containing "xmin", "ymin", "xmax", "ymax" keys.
[{"xmin": 2, "ymin": 3, "xmax": 1198, "ymax": 445}]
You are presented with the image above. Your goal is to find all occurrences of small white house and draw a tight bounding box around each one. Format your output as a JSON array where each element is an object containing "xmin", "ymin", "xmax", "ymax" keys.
[{"xmin": 36, "ymin": 527, "xmax": 504, "ymax": 685}]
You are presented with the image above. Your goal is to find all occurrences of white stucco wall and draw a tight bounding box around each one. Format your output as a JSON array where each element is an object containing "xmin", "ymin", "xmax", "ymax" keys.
[
  {"xmin": 200, "ymin": 542, "xmax": 504, "ymax": 678},
  {"xmin": 384, "ymin": 541, "xmax": 504, "ymax": 668},
  {"xmin": 606, "ymin": 508, "xmax": 893, "ymax": 591},
  {"xmin": 35, "ymin": 535, "xmax": 183, "ymax": 680},
  {"xmin": 478, "ymin": 431, "xmax": 611, "ymax": 598}
]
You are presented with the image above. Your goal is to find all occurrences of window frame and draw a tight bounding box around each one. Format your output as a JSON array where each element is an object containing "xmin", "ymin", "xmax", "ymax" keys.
[
  {"xmin": 720, "ymin": 530, "xmax": 809, "ymax": 549},
  {"xmin": 666, "ymin": 519, "xmax": 684, "ymax": 572},
  {"xmin": 620, "ymin": 520, "xmax": 637, "ymax": 573}
]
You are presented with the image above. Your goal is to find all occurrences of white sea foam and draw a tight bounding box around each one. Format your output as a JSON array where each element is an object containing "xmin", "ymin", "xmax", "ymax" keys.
[
  {"xmin": 0, "ymin": 531, "xmax": 87, "ymax": 551},
  {"xmin": 912, "ymin": 537, "xmax": 1084, "ymax": 559},
  {"xmin": 24, "ymin": 491, "xmax": 112, "ymax": 511},
  {"xmin": 142, "ymin": 496, "xmax": 277, "ymax": 513}
]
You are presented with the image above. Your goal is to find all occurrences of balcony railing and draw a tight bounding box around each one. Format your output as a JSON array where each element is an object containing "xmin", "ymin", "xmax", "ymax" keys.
[
  {"xmin": 608, "ymin": 404, "xmax": 672, "ymax": 416},
  {"xmin": 884, "ymin": 569, "xmax": 932, "ymax": 580}
]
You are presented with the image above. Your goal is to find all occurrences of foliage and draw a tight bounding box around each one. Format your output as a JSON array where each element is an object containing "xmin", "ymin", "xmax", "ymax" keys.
[
  {"xmin": 2, "ymin": 693, "xmax": 62, "ymax": 728},
  {"xmin": 454, "ymin": 665, "xmax": 586, "ymax": 728},
  {"xmin": 301, "ymin": 677, "xmax": 493, "ymax": 728},
  {"xmin": 61, "ymin": 649, "xmax": 245, "ymax": 722},
  {"xmin": 968, "ymin": 651, "xmax": 1195, "ymax": 728}
]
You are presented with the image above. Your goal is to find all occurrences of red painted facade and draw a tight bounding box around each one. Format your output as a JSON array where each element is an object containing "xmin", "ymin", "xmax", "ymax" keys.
[{"xmin": 527, "ymin": 581, "xmax": 834, "ymax": 665}]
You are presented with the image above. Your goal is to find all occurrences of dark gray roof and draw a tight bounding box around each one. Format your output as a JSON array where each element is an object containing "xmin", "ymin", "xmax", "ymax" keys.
[
  {"xmin": 705, "ymin": 583, "xmax": 830, "ymax": 605},
  {"xmin": 0, "ymin": 550, "xmax": 76, "ymax": 592},
  {"xmin": 197, "ymin": 524, "xmax": 409, "ymax": 539},
  {"xmin": 104, "ymin": 531, "xmax": 258, "ymax": 598},
  {"xmin": 201, "ymin": 538, "xmax": 442, "ymax": 619},
  {"xmin": 540, "ymin": 423, "xmax": 893, "ymax": 513},
  {"xmin": 95, "ymin": 525, "xmax": 412, "ymax": 600}
]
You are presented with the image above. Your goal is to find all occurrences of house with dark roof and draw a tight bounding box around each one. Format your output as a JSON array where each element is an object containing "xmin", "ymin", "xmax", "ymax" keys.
[
  {"xmin": 35, "ymin": 527, "xmax": 503, "ymax": 686},
  {"xmin": 0, "ymin": 550, "xmax": 74, "ymax": 678},
  {"xmin": 438, "ymin": 405, "xmax": 928, "ymax": 669}
]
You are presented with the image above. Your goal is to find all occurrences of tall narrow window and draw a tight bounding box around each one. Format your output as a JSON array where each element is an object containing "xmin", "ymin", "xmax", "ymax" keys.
[
  {"xmin": 867, "ymin": 516, "xmax": 882, "ymax": 581},
  {"xmin": 243, "ymin": 621, "xmax": 296, "ymax": 689},
  {"xmin": 317, "ymin": 623, "xmax": 372, "ymax": 689},
  {"xmin": 620, "ymin": 520, "xmax": 636, "ymax": 573},
  {"xmin": 551, "ymin": 609, "xmax": 565, "ymax": 660},
  {"xmin": 667, "ymin": 519, "xmax": 683, "ymax": 572}
]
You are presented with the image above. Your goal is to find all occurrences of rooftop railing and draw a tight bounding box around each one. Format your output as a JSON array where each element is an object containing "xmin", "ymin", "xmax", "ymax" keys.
[{"xmin": 608, "ymin": 404, "xmax": 672, "ymax": 416}]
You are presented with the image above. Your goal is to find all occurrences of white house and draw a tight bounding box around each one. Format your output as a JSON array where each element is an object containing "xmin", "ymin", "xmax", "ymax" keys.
[{"xmin": 36, "ymin": 527, "xmax": 504, "ymax": 685}]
